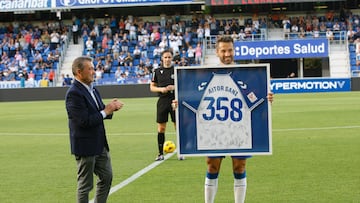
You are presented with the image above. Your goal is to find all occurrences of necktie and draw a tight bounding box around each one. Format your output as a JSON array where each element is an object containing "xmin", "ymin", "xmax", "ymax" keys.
[{"xmin": 90, "ymin": 89, "xmax": 100, "ymax": 109}]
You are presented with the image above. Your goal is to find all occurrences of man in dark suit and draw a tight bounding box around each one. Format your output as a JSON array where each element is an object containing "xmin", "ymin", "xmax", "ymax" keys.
[{"xmin": 65, "ymin": 56, "xmax": 124, "ymax": 203}]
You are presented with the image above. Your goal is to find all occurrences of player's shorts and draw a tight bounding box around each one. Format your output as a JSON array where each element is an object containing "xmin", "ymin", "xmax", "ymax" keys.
[
  {"xmin": 156, "ymin": 96, "xmax": 175, "ymax": 123},
  {"xmin": 208, "ymin": 156, "xmax": 252, "ymax": 159}
]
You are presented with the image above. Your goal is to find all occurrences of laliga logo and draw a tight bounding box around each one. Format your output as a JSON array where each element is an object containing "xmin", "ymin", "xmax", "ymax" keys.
[{"xmin": 60, "ymin": 0, "xmax": 77, "ymax": 6}]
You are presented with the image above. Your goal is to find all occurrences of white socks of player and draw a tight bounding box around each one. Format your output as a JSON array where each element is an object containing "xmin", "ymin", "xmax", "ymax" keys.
[
  {"xmin": 234, "ymin": 177, "xmax": 247, "ymax": 203},
  {"xmin": 204, "ymin": 177, "xmax": 218, "ymax": 203},
  {"xmin": 205, "ymin": 173, "xmax": 247, "ymax": 203}
]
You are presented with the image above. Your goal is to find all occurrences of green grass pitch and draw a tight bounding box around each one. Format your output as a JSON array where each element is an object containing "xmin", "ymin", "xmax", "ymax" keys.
[{"xmin": 0, "ymin": 92, "xmax": 359, "ymax": 203}]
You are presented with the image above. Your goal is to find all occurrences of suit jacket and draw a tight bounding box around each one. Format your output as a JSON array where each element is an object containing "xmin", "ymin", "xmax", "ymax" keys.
[{"xmin": 65, "ymin": 80, "xmax": 112, "ymax": 156}]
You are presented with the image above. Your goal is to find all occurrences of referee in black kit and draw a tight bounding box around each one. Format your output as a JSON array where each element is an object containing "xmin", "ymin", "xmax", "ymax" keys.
[{"xmin": 150, "ymin": 49, "xmax": 183, "ymax": 161}]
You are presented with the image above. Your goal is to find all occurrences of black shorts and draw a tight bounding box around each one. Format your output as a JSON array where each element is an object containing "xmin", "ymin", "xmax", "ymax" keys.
[{"xmin": 156, "ymin": 96, "xmax": 175, "ymax": 123}]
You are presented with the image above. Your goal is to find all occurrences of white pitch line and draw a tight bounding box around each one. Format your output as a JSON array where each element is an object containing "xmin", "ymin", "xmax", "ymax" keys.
[{"xmin": 89, "ymin": 152, "xmax": 176, "ymax": 203}]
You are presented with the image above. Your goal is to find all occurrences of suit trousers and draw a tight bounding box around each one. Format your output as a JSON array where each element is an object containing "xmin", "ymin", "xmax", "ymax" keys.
[{"xmin": 75, "ymin": 148, "xmax": 113, "ymax": 203}]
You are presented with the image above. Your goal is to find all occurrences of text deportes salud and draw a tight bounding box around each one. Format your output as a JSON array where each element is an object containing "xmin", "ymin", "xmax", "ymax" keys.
[{"xmin": 236, "ymin": 42, "xmax": 326, "ymax": 58}]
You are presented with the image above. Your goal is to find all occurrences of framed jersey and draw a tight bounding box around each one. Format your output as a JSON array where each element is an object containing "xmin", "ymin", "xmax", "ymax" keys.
[{"xmin": 174, "ymin": 64, "xmax": 272, "ymax": 157}]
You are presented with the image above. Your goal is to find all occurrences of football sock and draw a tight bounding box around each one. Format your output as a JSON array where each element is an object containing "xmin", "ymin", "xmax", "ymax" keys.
[
  {"xmin": 234, "ymin": 172, "xmax": 247, "ymax": 203},
  {"xmin": 157, "ymin": 132, "xmax": 165, "ymax": 155},
  {"xmin": 205, "ymin": 172, "xmax": 219, "ymax": 203}
]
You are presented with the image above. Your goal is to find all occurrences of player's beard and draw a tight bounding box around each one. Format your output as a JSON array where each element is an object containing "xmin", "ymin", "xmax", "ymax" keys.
[{"xmin": 222, "ymin": 56, "xmax": 234, "ymax": 65}]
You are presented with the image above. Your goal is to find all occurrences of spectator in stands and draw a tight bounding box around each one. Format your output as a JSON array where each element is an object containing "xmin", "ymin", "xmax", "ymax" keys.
[
  {"xmin": 129, "ymin": 22, "xmax": 137, "ymax": 41},
  {"xmin": 48, "ymin": 68, "xmax": 55, "ymax": 87},
  {"xmin": 124, "ymin": 52, "xmax": 133, "ymax": 66},
  {"xmin": 153, "ymin": 46, "xmax": 162, "ymax": 58},
  {"xmin": 89, "ymin": 28, "xmax": 98, "ymax": 49},
  {"xmin": 133, "ymin": 45, "xmax": 141, "ymax": 59},
  {"xmin": 313, "ymin": 27, "xmax": 320, "ymax": 38},
  {"xmin": 291, "ymin": 23, "xmax": 299, "ymax": 33},
  {"xmin": 178, "ymin": 56, "xmax": 188, "ymax": 67},
  {"xmin": 104, "ymin": 54, "xmax": 113, "ymax": 65},
  {"xmin": 183, "ymin": 31, "xmax": 191, "ymax": 50},
  {"xmin": 197, "ymin": 24, "xmax": 204, "ymax": 43},
  {"xmin": 326, "ymin": 28, "xmax": 334, "ymax": 41},
  {"xmin": 95, "ymin": 66, "xmax": 103, "ymax": 81},
  {"xmin": 8, "ymin": 60, "xmax": 19, "ymax": 75},
  {"xmin": 121, "ymin": 33, "xmax": 129, "ymax": 53},
  {"xmin": 43, "ymin": 43, "xmax": 51, "ymax": 56},
  {"xmin": 72, "ymin": 22, "xmax": 79, "ymax": 44},
  {"xmin": 8, "ymin": 38, "xmax": 17, "ymax": 57},
  {"xmin": 244, "ymin": 24, "xmax": 252, "ymax": 39},
  {"xmin": 186, "ymin": 45, "xmax": 195, "ymax": 64},
  {"xmin": 50, "ymin": 30, "xmax": 60, "ymax": 51},
  {"xmin": 1, "ymin": 52, "xmax": 10, "ymax": 65},
  {"xmin": 152, "ymin": 59, "xmax": 159, "ymax": 70},
  {"xmin": 231, "ymin": 31, "xmax": 238, "ymax": 41},
  {"xmin": 47, "ymin": 51, "xmax": 56, "ymax": 64},
  {"xmin": 173, "ymin": 51, "xmax": 181, "ymax": 65},
  {"xmin": 319, "ymin": 22, "xmax": 327, "ymax": 32},
  {"xmin": 333, "ymin": 22, "xmax": 340, "ymax": 32},
  {"xmin": 18, "ymin": 53, "xmax": 29, "ymax": 69},
  {"xmin": 305, "ymin": 20, "xmax": 312, "ymax": 32},
  {"xmin": 209, "ymin": 17, "xmax": 218, "ymax": 36},
  {"xmin": 39, "ymin": 72, "xmax": 49, "ymax": 87},
  {"xmin": 103, "ymin": 59, "xmax": 112, "ymax": 74},
  {"xmin": 177, "ymin": 32, "xmax": 184, "ymax": 50},
  {"xmin": 298, "ymin": 27, "xmax": 306, "ymax": 38},
  {"xmin": 195, "ymin": 43, "xmax": 202, "ymax": 65},
  {"xmin": 95, "ymin": 57, "xmax": 104, "ymax": 69},
  {"xmin": 32, "ymin": 50, "xmax": 43, "ymax": 64},
  {"xmin": 144, "ymin": 58, "xmax": 153, "ymax": 71},
  {"xmin": 95, "ymin": 48, "xmax": 106, "ymax": 61},
  {"xmin": 101, "ymin": 34, "xmax": 109, "ymax": 50},
  {"xmin": 60, "ymin": 30, "xmax": 68, "ymax": 46},
  {"xmin": 28, "ymin": 70, "xmax": 35, "ymax": 80},
  {"xmin": 347, "ymin": 26, "xmax": 356, "ymax": 42},
  {"xmin": 33, "ymin": 38, "xmax": 44, "ymax": 52},
  {"xmin": 53, "ymin": 49, "xmax": 61, "ymax": 62},
  {"xmin": 326, "ymin": 10, "xmax": 334, "ymax": 22},
  {"xmin": 158, "ymin": 38, "xmax": 168, "ymax": 53},
  {"xmin": 238, "ymin": 29, "xmax": 246, "ymax": 41},
  {"xmin": 114, "ymin": 66, "xmax": 123, "ymax": 81},
  {"xmin": 20, "ymin": 68, "xmax": 29, "ymax": 81},
  {"xmin": 3, "ymin": 69, "xmax": 16, "ymax": 81},
  {"xmin": 14, "ymin": 50, "xmax": 22, "ymax": 63},
  {"xmin": 141, "ymin": 30, "xmax": 150, "ymax": 45},
  {"xmin": 111, "ymin": 41, "xmax": 120, "ymax": 60},
  {"xmin": 139, "ymin": 39, "xmax": 148, "ymax": 58},
  {"xmin": 118, "ymin": 51, "xmax": 126, "ymax": 66},
  {"xmin": 169, "ymin": 37, "xmax": 179, "ymax": 55},
  {"xmin": 118, "ymin": 18, "xmax": 125, "ymax": 34},
  {"xmin": 85, "ymin": 38, "xmax": 94, "ymax": 53},
  {"xmin": 41, "ymin": 30, "xmax": 51, "ymax": 45},
  {"xmin": 150, "ymin": 28, "xmax": 161, "ymax": 45},
  {"xmin": 282, "ymin": 17, "xmax": 291, "ymax": 38}
]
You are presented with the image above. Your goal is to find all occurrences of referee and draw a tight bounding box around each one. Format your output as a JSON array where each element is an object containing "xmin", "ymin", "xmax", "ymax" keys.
[{"xmin": 150, "ymin": 49, "xmax": 181, "ymax": 161}]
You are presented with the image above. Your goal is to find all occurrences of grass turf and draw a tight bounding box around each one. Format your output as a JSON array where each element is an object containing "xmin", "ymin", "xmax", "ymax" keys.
[{"xmin": 0, "ymin": 92, "xmax": 359, "ymax": 202}]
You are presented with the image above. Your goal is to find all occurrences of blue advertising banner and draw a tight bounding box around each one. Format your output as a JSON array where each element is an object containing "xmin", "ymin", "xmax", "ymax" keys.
[
  {"xmin": 175, "ymin": 64, "xmax": 272, "ymax": 157},
  {"xmin": 234, "ymin": 39, "xmax": 329, "ymax": 60},
  {"xmin": 56, "ymin": 0, "xmax": 192, "ymax": 7},
  {"xmin": 270, "ymin": 78, "xmax": 351, "ymax": 94},
  {"xmin": 0, "ymin": 0, "xmax": 50, "ymax": 12}
]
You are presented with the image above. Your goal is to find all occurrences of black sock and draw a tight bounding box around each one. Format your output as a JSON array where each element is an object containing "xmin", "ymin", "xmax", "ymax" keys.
[{"xmin": 158, "ymin": 132, "xmax": 165, "ymax": 155}]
